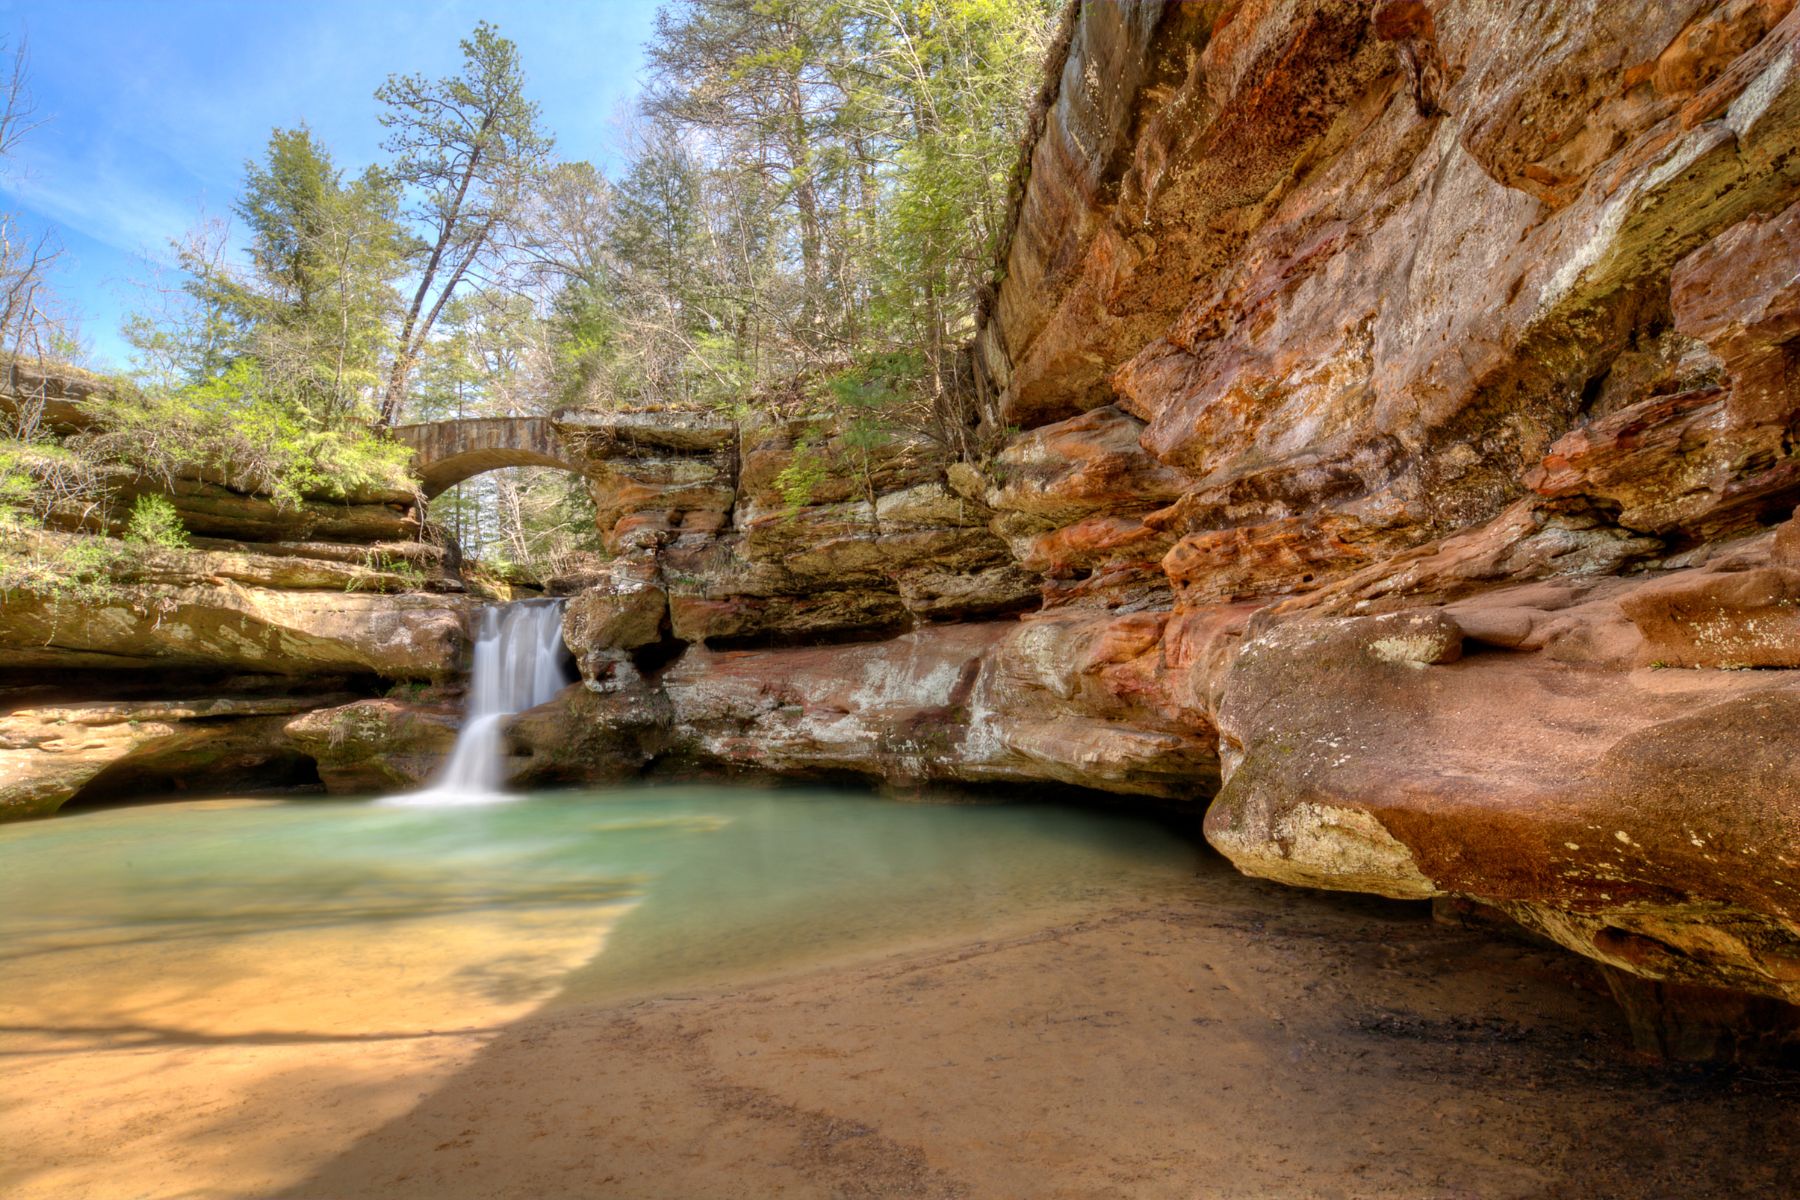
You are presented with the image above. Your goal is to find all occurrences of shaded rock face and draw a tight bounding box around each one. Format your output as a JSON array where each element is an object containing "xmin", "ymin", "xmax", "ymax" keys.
[
  {"xmin": 986, "ymin": 0, "xmax": 1800, "ymax": 588},
  {"xmin": 508, "ymin": 681, "xmax": 671, "ymax": 787},
  {"xmin": 282, "ymin": 698, "xmax": 461, "ymax": 794},
  {"xmin": 1205, "ymin": 563, "xmax": 1800, "ymax": 1019},
  {"xmin": 539, "ymin": 403, "xmax": 1227, "ymax": 802},
  {"xmin": 0, "ymin": 693, "xmax": 347, "ymax": 819},
  {"xmin": 0, "ymin": 539, "xmax": 473, "ymax": 814},
  {"xmin": 653, "ymin": 616, "xmax": 1218, "ymax": 799},
  {"xmin": 91, "ymin": 472, "xmax": 420, "ymax": 543}
]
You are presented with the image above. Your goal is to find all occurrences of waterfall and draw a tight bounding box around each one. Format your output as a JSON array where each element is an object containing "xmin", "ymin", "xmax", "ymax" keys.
[{"xmin": 385, "ymin": 599, "xmax": 572, "ymax": 806}]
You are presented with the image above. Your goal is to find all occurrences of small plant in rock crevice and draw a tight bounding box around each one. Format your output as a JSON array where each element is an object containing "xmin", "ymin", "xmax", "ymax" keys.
[
  {"xmin": 343, "ymin": 549, "xmax": 429, "ymax": 593},
  {"xmin": 121, "ymin": 495, "xmax": 190, "ymax": 550},
  {"xmin": 773, "ymin": 437, "xmax": 831, "ymax": 518}
]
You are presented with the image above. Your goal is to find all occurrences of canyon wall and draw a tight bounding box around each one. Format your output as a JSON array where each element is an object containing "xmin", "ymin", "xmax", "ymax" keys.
[
  {"xmin": 533, "ymin": 0, "xmax": 1800, "ymax": 1059},
  {"xmin": 8, "ymin": 0, "xmax": 1800, "ymax": 1059}
]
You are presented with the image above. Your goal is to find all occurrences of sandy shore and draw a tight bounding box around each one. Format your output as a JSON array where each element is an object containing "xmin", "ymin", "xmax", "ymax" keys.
[
  {"xmin": 0, "ymin": 885, "xmax": 637, "ymax": 1200},
  {"xmin": 278, "ymin": 863, "xmax": 1797, "ymax": 1200},
  {"xmin": 7, "ymin": 850, "xmax": 1798, "ymax": 1200}
]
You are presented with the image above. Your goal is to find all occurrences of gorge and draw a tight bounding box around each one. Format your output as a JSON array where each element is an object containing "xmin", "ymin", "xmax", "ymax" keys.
[{"xmin": 7, "ymin": 0, "xmax": 1800, "ymax": 1153}]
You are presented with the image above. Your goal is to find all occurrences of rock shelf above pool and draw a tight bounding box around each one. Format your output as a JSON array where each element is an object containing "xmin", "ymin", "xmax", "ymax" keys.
[{"xmin": 8, "ymin": 0, "xmax": 1800, "ymax": 1061}]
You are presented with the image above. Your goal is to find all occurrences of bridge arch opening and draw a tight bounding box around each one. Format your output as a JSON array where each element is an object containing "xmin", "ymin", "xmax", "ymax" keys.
[
  {"xmin": 413, "ymin": 447, "xmax": 584, "ymax": 499},
  {"xmin": 390, "ymin": 417, "xmax": 586, "ymax": 500}
]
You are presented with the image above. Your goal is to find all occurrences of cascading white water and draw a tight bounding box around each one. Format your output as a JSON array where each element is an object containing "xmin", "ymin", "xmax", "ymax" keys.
[{"xmin": 384, "ymin": 598, "xmax": 572, "ymax": 806}]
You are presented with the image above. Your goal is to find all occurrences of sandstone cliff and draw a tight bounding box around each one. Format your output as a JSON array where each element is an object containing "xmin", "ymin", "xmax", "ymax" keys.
[
  {"xmin": 8, "ymin": 0, "xmax": 1800, "ymax": 1060},
  {"xmin": 0, "ymin": 365, "xmax": 476, "ymax": 819},
  {"xmin": 527, "ymin": 0, "xmax": 1800, "ymax": 1059}
]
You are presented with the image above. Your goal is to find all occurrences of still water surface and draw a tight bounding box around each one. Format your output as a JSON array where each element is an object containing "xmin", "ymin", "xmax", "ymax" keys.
[
  {"xmin": 0, "ymin": 785, "xmax": 1199, "ymax": 1021},
  {"xmin": 0, "ymin": 786, "xmax": 1200, "ymax": 1199}
]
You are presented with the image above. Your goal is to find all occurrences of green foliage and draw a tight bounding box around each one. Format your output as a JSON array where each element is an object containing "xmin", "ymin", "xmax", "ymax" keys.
[
  {"xmin": 127, "ymin": 131, "xmax": 410, "ymax": 424},
  {"xmin": 377, "ymin": 22, "xmax": 551, "ymax": 212},
  {"xmin": 866, "ymin": 0, "xmax": 1055, "ymax": 338},
  {"xmin": 375, "ymin": 20, "xmax": 554, "ymax": 422},
  {"xmin": 0, "ymin": 524, "xmax": 125, "ymax": 605},
  {"xmin": 773, "ymin": 439, "xmax": 830, "ymax": 513},
  {"xmin": 827, "ymin": 351, "xmax": 918, "ymax": 451},
  {"xmin": 232, "ymin": 127, "xmax": 412, "ymax": 415},
  {"xmin": 0, "ymin": 448, "xmax": 31, "ymax": 513},
  {"xmin": 80, "ymin": 369, "xmax": 414, "ymax": 509},
  {"xmin": 549, "ymin": 275, "xmax": 617, "ymax": 405},
  {"xmin": 3, "ymin": 7, "xmax": 1059, "ymax": 592},
  {"xmin": 344, "ymin": 549, "xmax": 428, "ymax": 593},
  {"xmin": 827, "ymin": 351, "xmax": 921, "ymax": 412},
  {"xmin": 609, "ymin": 131, "xmax": 704, "ymax": 296},
  {"xmin": 121, "ymin": 495, "xmax": 189, "ymax": 549},
  {"xmin": 621, "ymin": 0, "xmax": 1057, "ymax": 404}
]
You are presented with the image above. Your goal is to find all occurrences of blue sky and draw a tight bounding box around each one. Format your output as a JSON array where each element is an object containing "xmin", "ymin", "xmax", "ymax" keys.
[{"xmin": 0, "ymin": 0, "xmax": 663, "ymax": 367}]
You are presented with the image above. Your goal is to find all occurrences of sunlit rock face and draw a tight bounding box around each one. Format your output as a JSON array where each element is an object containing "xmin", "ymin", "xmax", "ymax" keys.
[
  {"xmin": 0, "ymin": 366, "xmax": 474, "ymax": 816},
  {"xmin": 13, "ymin": 0, "xmax": 1800, "ymax": 1057},
  {"xmin": 991, "ymin": 0, "xmax": 1800, "ymax": 575},
  {"xmin": 0, "ymin": 553, "xmax": 471, "ymax": 677},
  {"xmin": 539, "ymin": 0, "xmax": 1800, "ymax": 1056},
  {"xmin": 0, "ymin": 522, "xmax": 472, "ymax": 812},
  {"xmin": 975, "ymin": 0, "xmax": 1800, "ymax": 1051},
  {"xmin": 0, "ymin": 545, "xmax": 478, "ymax": 813}
]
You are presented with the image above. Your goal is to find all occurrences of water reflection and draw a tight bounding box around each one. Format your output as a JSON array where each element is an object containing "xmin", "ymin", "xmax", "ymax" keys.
[
  {"xmin": 0, "ymin": 786, "xmax": 1199, "ymax": 1200},
  {"xmin": 0, "ymin": 786, "xmax": 1197, "ymax": 1033}
]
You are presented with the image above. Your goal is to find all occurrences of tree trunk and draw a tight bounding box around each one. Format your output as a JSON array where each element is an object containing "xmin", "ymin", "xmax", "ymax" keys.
[
  {"xmin": 378, "ymin": 140, "xmax": 487, "ymax": 425},
  {"xmin": 785, "ymin": 76, "xmax": 824, "ymax": 346}
]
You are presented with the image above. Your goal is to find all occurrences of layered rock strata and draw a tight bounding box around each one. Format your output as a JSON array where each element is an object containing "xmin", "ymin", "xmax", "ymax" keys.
[
  {"xmin": 11, "ymin": 1, "xmax": 1800, "ymax": 1059},
  {"xmin": 523, "ymin": 0, "xmax": 1800, "ymax": 1058},
  {"xmin": 0, "ymin": 691, "xmax": 347, "ymax": 820},
  {"xmin": 0, "ymin": 526, "xmax": 472, "ymax": 812},
  {"xmin": 1, "ymin": 368, "xmax": 473, "ymax": 814}
]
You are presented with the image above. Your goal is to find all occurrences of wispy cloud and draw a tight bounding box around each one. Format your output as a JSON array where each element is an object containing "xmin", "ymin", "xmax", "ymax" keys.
[
  {"xmin": 1, "ymin": 142, "xmax": 211, "ymax": 265},
  {"xmin": 0, "ymin": 0, "xmax": 661, "ymax": 365}
]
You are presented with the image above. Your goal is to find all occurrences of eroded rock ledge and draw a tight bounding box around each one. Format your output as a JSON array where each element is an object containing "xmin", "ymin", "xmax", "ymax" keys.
[
  {"xmin": 10, "ymin": 1, "xmax": 1800, "ymax": 1060},
  {"xmin": 1, "ymin": 366, "xmax": 476, "ymax": 817},
  {"xmin": 517, "ymin": 0, "xmax": 1800, "ymax": 1059}
]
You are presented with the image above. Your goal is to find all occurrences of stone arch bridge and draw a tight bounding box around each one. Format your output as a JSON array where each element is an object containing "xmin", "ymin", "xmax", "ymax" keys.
[{"xmin": 391, "ymin": 417, "xmax": 584, "ymax": 499}]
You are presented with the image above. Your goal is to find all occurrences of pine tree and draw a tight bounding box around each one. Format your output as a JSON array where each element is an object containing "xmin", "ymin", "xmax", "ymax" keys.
[
  {"xmin": 233, "ymin": 126, "xmax": 410, "ymax": 418},
  {"xmin": 375, "ymin": 21, "xmax": 553, "ymax": 424}
]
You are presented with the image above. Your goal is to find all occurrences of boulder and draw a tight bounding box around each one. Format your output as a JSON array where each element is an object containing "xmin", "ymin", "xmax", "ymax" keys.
[
  {"xmin": 1621, "ymin": 566, "xmax": 1800, "ymax": 668},
  {"xmin": 508, "ymin": 682, "xmax": 671, "ymax": 786},
  {"xmin": 282, "ymin": 698, "xmax": 461, "ymax": 794},
  {"xmin": 1205, "ymin": 599, "xmax": 1800, "ymax": 1010},
  {"xmin": 562, "ymin": 558, "xmax": 670, "ymax": 660}
]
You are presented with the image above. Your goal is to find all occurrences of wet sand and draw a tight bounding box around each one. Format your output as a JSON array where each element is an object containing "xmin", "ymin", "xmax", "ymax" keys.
[
  {"xmin": 0, "ymin": 798, "xmax": 641, "ymax": 1200},
  {"xmin": 13, "ymin": 851, "xmax": 1793, "ymax": 1200},
  {"xmin": 0, "ymin": 888, "xmax": 636, "ymax": 1200},
  {"xmin": 267, "ymin": 870, "xmax": 1800, "ymax": 1200}
]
